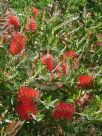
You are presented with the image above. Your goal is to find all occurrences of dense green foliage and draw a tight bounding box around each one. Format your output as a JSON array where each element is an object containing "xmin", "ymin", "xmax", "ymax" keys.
[{"xmin": 0, "ymin": 0, "xmax": 102, "ymax": 135}]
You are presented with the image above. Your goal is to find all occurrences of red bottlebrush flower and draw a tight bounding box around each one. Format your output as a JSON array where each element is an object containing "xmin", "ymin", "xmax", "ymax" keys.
[
  {"xmin": 31, "ymin": 17, "xmax": 37, "ymax": 32},
  {"xmin": 18, "ymin": 87, "xmax": 40, "ymax": 104},
  {"xmin": 9, "ymin": 32, "xmax": 26, "ymax": 55},
  {"xmin": 16, "ymin": 102, "xmax": 37, "ymax": 120},
  {"xmin": 77, "ymin": 75, "xmax": 94, "ymax": 88},
  {"xmin": 8, "ymin": 15, "xmax": 20, "ymax": 29},
  {"xmin": 41, "ymin": 54, "xmax": 54, "ymax": 72},
  {"xmin": 32, "ymin": 7, "xmax": 39, "ymax": 16},
  {"xmin": 53, "ymin": 102, "xmax": 75, "ymax": 120},
  {"xmin": 63, "ymin": 50, "xmax": 77, "ymax": 60},
  {"xmin": 25, "ymin": 17, "xmax": 37, "ymax": 32}
]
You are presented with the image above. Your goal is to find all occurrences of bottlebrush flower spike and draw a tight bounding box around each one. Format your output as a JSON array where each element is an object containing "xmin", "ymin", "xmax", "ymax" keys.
[
  {"xmin": 53, "ymin": 102, "xmax": 75, "ymax": 120},
  {"xmin": 8, "ymin": 15, "xmax": 20, "ymax": 29},
  {"xmin": 18, "ymin": 87, "xmax": 40, "ymax": 104},
  {"xmin": 77, "ymin": 75, "xmax": 94, "ymax": 88},
  {"xmin": 25, "ymin": 17, "xmax": 37, "ymax": 32},
  {"xmin": 32, "ymin": 7, "xmax": 39, "ymax": 16},
  {"xmin": 41, "ymin": 54, "xmax": 54, "ymax": 72},
  {"xmin": 31, "ymin": 17, "xmax": 37, "ymax": 32},
  {"xmin": 9, "ymin": 32, "xmax": 26, "ymax": 55},
  {"xmin": 16, "ymin": 102, "xmax": 37, "ymax": 120},
  {"xmin": 63, "ymin": 50, "xmax": 77, "ymax": 60}
]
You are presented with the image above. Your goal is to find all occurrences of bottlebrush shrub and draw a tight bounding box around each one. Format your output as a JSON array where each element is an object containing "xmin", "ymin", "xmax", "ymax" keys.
[{"xmin": 0, "ymin": 1, "xmax": 102, "ymax": 136}]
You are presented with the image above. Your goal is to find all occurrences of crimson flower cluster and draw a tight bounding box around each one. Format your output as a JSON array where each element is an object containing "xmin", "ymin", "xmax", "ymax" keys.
[
  {"xmin": 40, "ymin": 51, "xmax": 72, "ymax": 73},
  {"xmin": 63, "ymin": 50, "xmax": 77, "ymax": 60},
  {"xmin": 9, "ymin": 32, "xmax": 27, "ymax": 55},
  {"xmin": 53, "ymin": 102, "xmax": 75, "ymax": 120},
  {"xmin": 16, "ymin": 87, "xmax": 40, "ymax": 120},
  {"xmin": 40, "ymin": 53, "xmax": 70, "ymax": 76},
  {"xmin": 77, "ymin": 75, "xmax": 94, "ymax": 88},
  {"xmin": 8, "ymin": 7, "xmax": 38, "ymax": 55},
  {"xmin": 8, "ymin": 15, "xmax": 20, "ymax": 29},
  {"xmin": 40, "ymin": 52, "xmax": 94, "ymax": 89},
  {"xmin": 41, "ymin": 54, "xmax": 55, "ymax": 72}
]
